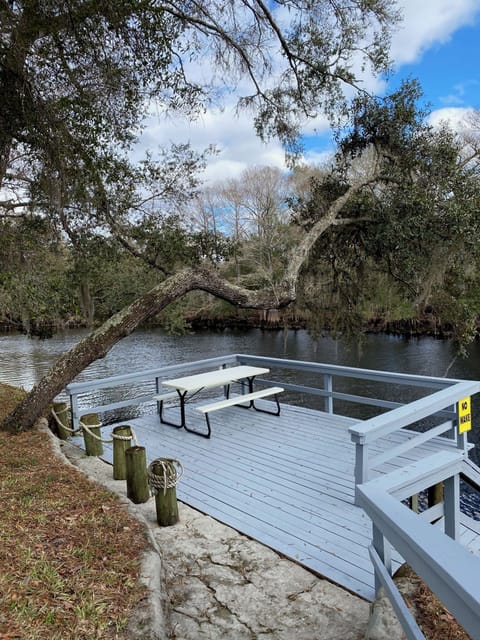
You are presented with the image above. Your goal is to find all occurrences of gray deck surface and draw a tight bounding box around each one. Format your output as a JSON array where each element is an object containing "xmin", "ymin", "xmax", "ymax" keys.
[{"xmin": 76, "ymin": 399, "xmax": 480, "ymax": 601}]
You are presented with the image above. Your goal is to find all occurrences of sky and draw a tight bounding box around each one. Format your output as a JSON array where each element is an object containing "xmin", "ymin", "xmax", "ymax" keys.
[{"xmin": 137, "ymin": 0, "xmax": 480, "ymax": 184}]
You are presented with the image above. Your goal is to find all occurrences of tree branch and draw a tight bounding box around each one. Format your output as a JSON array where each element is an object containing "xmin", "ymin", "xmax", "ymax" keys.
[
  {"xmin": 1, "ymin": 265, "xmax": 294, "ymax": 432},
  {"xmin": 284, "ymin": 180, "xmax": 369, "ymax": 291}
]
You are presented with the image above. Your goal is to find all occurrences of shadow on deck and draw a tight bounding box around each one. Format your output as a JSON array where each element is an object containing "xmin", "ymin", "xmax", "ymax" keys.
[{"xmin": 74, "ymin": 398, "xmax": 480, "ymax": 601}]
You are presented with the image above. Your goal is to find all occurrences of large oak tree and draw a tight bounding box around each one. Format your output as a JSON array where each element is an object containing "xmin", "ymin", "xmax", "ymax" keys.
[{"xmin": 0, "ymin": 0, "xmax": 401, "ymax": 431}]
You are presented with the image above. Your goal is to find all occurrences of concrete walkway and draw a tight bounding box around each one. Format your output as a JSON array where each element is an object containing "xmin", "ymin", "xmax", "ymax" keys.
[
  {"xmin": 55, "ymin": 436, "xmax": 370, "ymax": 640},
  {"xmin": 156, "ymin": 502, "xmax": 369, "ymax": 640}
]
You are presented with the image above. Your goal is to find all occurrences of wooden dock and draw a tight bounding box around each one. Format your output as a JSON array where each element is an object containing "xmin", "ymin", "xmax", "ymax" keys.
[{"xmin": 74, "ymin": 398, "xmax": 480, "ymax": 601}]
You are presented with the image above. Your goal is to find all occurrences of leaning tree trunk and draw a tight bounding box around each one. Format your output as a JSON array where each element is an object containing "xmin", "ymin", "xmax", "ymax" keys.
[
  {"xmin": 1, "ymin": 267, "xmax": 293, "ymax": 433},
  {"xmin": 1, "ymin": 181, "xmax": 365, "ymax": 433}
]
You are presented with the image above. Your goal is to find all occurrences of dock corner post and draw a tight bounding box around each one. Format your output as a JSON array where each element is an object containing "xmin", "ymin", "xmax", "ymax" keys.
[
  {"xmin": 69, "ymin": 394, "xmax": 80, "ymax": 433},
  {"xmin": 324, "ymin": 374, "xmax": 333, "ymax": 414},
  {"xmin": 353, "ymin": 441, "xmax": 369, "ymax": 505},
  {"xmin": 155, "ymin": 376, "xmax": 161, "ymax": 416},
  {"xmin": 372, "ymin": 523, "xmax": 392, "ymax": 596},
  {"xmin": 444, "ymin": 473, "xmax": 460, "ymax": 541}
]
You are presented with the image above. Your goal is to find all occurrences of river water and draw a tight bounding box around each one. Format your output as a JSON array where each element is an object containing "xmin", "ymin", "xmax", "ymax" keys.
[{"xmin": 2, "ymin": 327, "xmax": 480, "ymax": 461}]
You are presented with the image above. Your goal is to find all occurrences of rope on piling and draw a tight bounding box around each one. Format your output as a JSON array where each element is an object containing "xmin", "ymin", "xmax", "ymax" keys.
[
  {"xmin": 51, "ymin": 406, "xmax": 139, "ymax": 445},
  {"xmin": 79, "ymin": 419, "xmax": 110, "ymax": 442},
  {"xmin": 50, "ymin": 406, "xmax": 82, "ymax": 435},
  {"xmin": 111, "ymin": 427, "xmax": 139, "ymax": 447},
  {"xmin": 78, "ymin": 420, "xmax": 139, "ymax": 446},
  {"xmin": 147, "ymin": 458, "xmax": 183, "ymax": 496}
]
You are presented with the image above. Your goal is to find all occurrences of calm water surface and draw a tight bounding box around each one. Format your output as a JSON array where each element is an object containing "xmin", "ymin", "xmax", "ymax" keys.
[
  {"xmin": 3, "ymin": 327, "xmax": 479, "ymax": 387},
  {"xmin": 2, "ymin": 327, "xmax": 480, "ymax": 460}
]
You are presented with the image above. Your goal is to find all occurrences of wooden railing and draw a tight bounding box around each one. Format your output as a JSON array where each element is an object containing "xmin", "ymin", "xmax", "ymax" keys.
[
  {"xmin": 66, "ymin": 354, "xmax": 238, "ymax": 430},
  {"xmin": 348, "ymin": 377, "xmax": 480, "ymax": 639},
  {"xmin": 348, "ymin": 380, "xmax": 480, "ymax": 487},
  {"xmin": 357, "ymin": 451, "xmax": 480, "ymax": 640},
  {"xmin": 66, "ymin": 352, "xmax": 463, "ymax": 432}
]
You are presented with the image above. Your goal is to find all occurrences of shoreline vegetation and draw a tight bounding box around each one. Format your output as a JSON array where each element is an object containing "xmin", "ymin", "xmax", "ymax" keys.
[{"xmin": 0, "ymin": 309, "xmax": 468, "ymax": 340}]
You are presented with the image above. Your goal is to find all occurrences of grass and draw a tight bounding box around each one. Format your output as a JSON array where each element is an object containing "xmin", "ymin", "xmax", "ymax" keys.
[{"xmin": 0, "ymin": 383, "xmax": 148, "ymax": 639}]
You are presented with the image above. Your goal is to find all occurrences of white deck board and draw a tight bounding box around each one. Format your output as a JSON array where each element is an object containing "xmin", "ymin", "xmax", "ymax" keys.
[{"xmin": 75, "ymin": 399, "xmax": 480, "ymax": 601}]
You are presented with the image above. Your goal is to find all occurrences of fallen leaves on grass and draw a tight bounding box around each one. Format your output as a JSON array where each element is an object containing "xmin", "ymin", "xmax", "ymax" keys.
[
  {"xmin": 0, "ymin": 384, "xmax": 148, "ymax": 639},
  {"xmin": 411, "ymin": 576, "xmax": 472, "ymax": 640}
]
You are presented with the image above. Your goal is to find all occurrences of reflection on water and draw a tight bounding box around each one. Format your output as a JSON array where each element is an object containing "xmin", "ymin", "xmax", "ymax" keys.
[
  {"xmin": 1, "ymin": 327, "xmax": 480, "ymax": 460},
  {"xmin": 2, "ymin": 327, "xmax": 475, "ymax": 388}
]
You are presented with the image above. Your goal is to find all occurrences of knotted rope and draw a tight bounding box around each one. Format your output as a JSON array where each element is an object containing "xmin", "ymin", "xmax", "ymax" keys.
[
  {"xmin": 147, "ymin": 458, "xmax": 184, "ymax": 496},
  {"xmin": 51, "ymin": 407, "xmax": 139, "ymax": 446}
]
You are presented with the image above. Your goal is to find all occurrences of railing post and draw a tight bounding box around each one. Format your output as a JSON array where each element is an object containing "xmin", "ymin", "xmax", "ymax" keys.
[
  {"xmin": 457, "ymin": 430, "xmax": 468, "ymax": 453},
  {"xmin": 324, "ymin": 374, "xmax": 333, "ymax": 413},
  {"xmin": 372, "ymin": 523, "xmax": 392, "ymax": 596},
  {"xmin": 455, "ymin": 400, "xmax": 469, "ymax": 453},
  {"xmin": 444, "ymin": 473, "xmax": 460, "ymax": 541},
  {"xmin": 222, "ymin": 362, "xmax": 229, "ymax": 398},
  {"xmin": 155, "ymin": 376, "xmax": 161, "ymax": 416},
  {"xmin": 69, "ymin": 393, "xmax": 80, "ymax": 432},
  {"xmin": 352, "ymin": 437, "xmax": 369, "ymax": 504}
]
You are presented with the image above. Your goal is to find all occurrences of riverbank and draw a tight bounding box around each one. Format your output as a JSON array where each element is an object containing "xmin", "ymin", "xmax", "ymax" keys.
[
  {"xmin": 0, "ymin": 309, "xmax": 469, "ymax": 340},
  {"xmin": 0, "ymin": 382, "xmax": 371, "ymax": 639},
  {"xmin": 62, "ymin": 439, "xmax": 372, "ymax": 640}
]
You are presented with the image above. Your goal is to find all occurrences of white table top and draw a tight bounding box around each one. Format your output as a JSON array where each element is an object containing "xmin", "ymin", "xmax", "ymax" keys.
[{"xmin": 163, "ymin": 365, "xmax": 269, "ymax": 392}]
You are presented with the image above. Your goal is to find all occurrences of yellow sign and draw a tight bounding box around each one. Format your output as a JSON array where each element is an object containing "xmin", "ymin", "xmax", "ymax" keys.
[{"xmin": 458, "ymin": 396, "xmax": 472, "ymax": 433}]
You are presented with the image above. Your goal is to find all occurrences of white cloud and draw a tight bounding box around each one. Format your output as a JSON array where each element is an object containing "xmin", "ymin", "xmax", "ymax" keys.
[
  {"xmin": 391, "ymin": 0, "xmax": 480, "ymax": 66},
  {"xmin": 136, "ymin": 104, "xmax": 288, "ymax": 183},
  {"xmin": 301, "ymin": 149, "xmax": 335, "ymax": 168},
  {"xmin": 133, "ymin": 1, "xmax": 480, "ymax": 179},
  {"xmin": 428, "ymin": 106, "xmax": 475, "ymax": 131},
  {"xmin": 439, "ymin": 80, "xmax": 480, "ymax": 106}
]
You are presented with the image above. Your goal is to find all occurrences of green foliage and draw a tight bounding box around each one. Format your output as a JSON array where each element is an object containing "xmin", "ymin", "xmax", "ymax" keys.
[
  {"xmin": 155, "ymin": 299, "xmax": 192, "ymax": 335},
  {"xmin": 292, "ymin": 81, "xmax": 480, "ymax": 343},
  {"xmin": 0, "ymin": 0, "xmax": 402, "ymax": 340},
  {"xmin": 339, "ymin": 79, "xmax": 429, "ymax": 162},
  {"xmin": 0, "ymin": 216, "xmax": 72, "ymax": 335}
]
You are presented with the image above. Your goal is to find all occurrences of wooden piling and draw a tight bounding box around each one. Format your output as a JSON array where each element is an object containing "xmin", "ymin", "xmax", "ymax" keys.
[
  {"xmin": 426, "ymin": 482, "xmax": 444, "ymax": 524},
  {"xmin": 150, "ymin": 459, "xmax": 179, "ymax": 526},
  {"xmin": 52, "ymin": 401, "xmax": 71, "ymax": 440},
  {"xmin": 81, "ymin": 413, "xmax": 103, "ymax": 457},
  {"xmin": 125, "ymin": 446, "xmax": 149, "ymax": 504},
  {"xmin": 409, "ymin": 494, "xmax": 419, "ymax": 513},
  {"xmin": 112, "ymin": 425, "xmax": 132, "ymax": 480},
  {"xmin": 428, "ymin": 482, "xmax": 444, "ymax": 508}
]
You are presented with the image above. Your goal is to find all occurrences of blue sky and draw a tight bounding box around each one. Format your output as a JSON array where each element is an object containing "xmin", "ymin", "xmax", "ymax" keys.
[
  {"xmin": 389, "ymin": 22, "xmax": 479, "ymax": 112},
  {"xmin": 302, "ymin": 9, "xmax": 480, "ymax": 162},
  {"xmin": 139, "ymin": 1, "xmax": 480, "ymax": 182}
]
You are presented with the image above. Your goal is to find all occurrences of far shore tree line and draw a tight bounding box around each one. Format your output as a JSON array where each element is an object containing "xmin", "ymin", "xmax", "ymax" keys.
[
  {"xmin": 2, "ymin": 1, "xmax": 480, "ymax": 432},
  {"xmin": 3, "ymin": 94, "xmax": 480, "ymax": 342}
]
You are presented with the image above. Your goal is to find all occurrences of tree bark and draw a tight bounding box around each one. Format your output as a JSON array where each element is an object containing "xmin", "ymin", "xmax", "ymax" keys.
[{"xmin": 1, "ymin": 266, "xmax": 294, "ymax": 432}]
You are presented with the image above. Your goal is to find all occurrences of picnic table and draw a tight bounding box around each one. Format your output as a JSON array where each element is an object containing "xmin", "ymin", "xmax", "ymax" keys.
[{"xmin": 155, "ymin": 365, "xmax": 283, "ymax": 437}]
